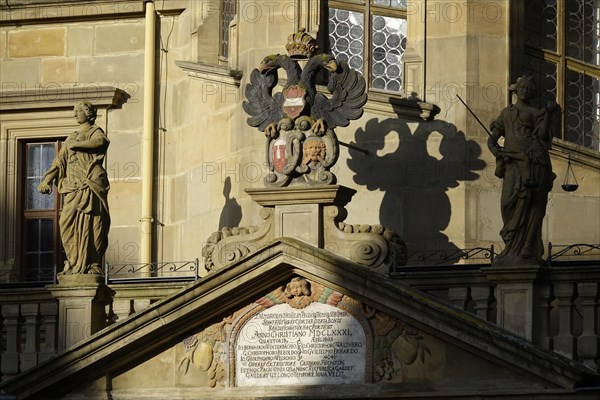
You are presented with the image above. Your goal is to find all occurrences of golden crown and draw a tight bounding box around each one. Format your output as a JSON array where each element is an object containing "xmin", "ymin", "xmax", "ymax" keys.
[{"xmin": 286, "ymin": 28, "xmax": 318, "ymax": 59}]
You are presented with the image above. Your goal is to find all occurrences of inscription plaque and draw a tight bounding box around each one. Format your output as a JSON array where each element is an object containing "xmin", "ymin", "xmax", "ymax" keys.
[{"xmin": 235, "ymin": 302, "xmax": 366, "ymax": 386}]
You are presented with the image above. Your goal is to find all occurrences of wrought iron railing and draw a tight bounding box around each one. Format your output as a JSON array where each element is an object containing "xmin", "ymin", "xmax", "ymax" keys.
[
  {"xmin": 0, "ymin": 266, "xmax": 56, "ymax": 286},
  {"xmin": 104, "ymin": 259, "xmax": 200, "ymax": 284},
  {"xmin": 546, "ymin": 243, "xmax": 600, "ymax": 266},
  {"xmin": 405, "ymin": 246, "xmax": 497, "ymax": 266}
]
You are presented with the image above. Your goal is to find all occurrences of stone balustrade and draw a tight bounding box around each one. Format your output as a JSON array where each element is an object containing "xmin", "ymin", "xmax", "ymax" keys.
[
  {"xmin": 393, "ymin": 263, "xmax": 600, "ymax": 371},
  {"xmin": 0, "ymin": 288, "xmax": 57, "ymax": 382},
  {"xmin": 107, "ymin": 282, "xmax": 188, "ymax": 323},
  {"xmin": 0, "ymin": 281, "xmax": 188, "ymax": 382}
]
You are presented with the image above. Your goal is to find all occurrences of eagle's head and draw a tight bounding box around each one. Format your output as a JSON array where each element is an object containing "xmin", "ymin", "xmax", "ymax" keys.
[
  {"xmin": 322, "ymin": 55, "xmax": 338, "ymax": 73},
  {"xmin": 258, "ymin": 54, "xmax": 280, "ymax": 75}
]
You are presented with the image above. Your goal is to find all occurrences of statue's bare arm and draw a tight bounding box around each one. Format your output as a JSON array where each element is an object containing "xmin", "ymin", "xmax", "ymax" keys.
[{"xmin": 38, "ymin": 164, "xmax": 59, "ymax": 194}]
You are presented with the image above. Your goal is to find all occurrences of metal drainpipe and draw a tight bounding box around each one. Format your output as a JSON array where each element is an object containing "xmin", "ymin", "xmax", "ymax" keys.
[{"xmin": 140, "ymin": 0, "xmax": 156, "ymax": 274}]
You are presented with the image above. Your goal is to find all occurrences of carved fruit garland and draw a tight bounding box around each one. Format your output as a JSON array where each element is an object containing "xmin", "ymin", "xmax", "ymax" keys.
[
  {"xmin": 178, "ymin": 321, "xmax": 226, "ymax": 387},
  {"xmin": 367, "ymin": 307, "xmax": 431, "ymax": 382}
]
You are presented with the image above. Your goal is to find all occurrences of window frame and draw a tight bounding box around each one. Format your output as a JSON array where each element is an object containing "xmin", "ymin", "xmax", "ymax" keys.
[
  {"xmin": 520, "ymin": 0, "xmax": 600, "ymax": 151},
  {"xmin": 0, "ymin": 107, "xmax": 109, "ymax": 283},
  {"xmin": 219, "ymin": 0, "xmax": 238, "ymax": 62},
  {"xmin": 18, "ymin": 139, "xmax": 65, "ymax": 282},
  {"xmin": 327, "ymin": 0, "xmax": 408, "ymax": 95}
]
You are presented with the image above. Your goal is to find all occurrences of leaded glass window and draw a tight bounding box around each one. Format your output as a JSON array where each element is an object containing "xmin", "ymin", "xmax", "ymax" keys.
[
  {"xmin": 524, "ymin": 0, "xmax": 600, "ymax": 151},
  {"xmin": 327, "ymin": 0, "xmax": 408, "ymax": 94}
]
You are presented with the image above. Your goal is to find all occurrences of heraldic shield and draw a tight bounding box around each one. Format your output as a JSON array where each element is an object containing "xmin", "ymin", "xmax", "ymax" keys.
[{"xmin": 242, "ymin": 28, "xmax": 367, "ymax": 187}]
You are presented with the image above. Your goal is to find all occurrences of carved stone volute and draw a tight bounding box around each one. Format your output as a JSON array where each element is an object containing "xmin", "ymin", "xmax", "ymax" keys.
[{"xmin": 203, "ymin": 186, "xmax": 406, "ymax": 273}]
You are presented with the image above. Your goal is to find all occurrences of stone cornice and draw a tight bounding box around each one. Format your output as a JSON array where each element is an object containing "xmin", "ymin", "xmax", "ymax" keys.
[
  {"xmin": 0, "ymin": 0, "xmax": 145, "ymax": 25},
  {"xmin": 0, "ymin": 86, "xmax": 129, "ymax": 112},
  {"xmin": 175, "ymin": 60, "xmax": 244, "ymax": 87},
  {"xmin": 550, "ymin": 139, "xmax": 600, "ymax": 171},
  {"xmin": 365, "ymin": 92, "xmax": 441, "ymax": 121},
  {"xmin": 246, "ymin": 185, "xmax": 356, "ymax": 207}
]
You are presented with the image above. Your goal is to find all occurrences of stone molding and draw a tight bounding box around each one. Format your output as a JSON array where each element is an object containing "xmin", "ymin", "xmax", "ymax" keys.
[
  {"xmin": 175, "ymin": 61, "xmax": 243, "ymax": 87},
  {"xmin": 0, "ymin": 1, "xmax": 144, "ymax": 25},
  {"xmin": 246, "ymin": 185, "xmax": 355, "ymax": 206},
  {"xmin": 365, "ymin": 92, "xmax": 440, "ymax": 121},
  {"xmin": 551, "ymin": 139, "xmax": 600, "ymax": 171},
  {"xmin": 0, "ymin": 86, "xmax": 129, "ymax": 112}
]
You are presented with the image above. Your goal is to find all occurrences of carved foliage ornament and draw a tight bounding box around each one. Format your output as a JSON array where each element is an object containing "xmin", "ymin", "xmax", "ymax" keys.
[{"xmin": 243, "ymin": 29, "xmax": 367, "ymax": 187}]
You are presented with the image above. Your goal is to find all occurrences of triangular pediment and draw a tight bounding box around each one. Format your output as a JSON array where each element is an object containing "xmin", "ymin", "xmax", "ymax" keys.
[{"xmin": 1, "ymin": 238, "xmax": 597, "ymax": 399}]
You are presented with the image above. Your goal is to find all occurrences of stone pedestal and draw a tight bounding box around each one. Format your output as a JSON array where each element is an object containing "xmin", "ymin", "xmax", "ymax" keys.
[
  {"xmin": 203, "ymin": 185, "xmax": 405, "ymax": 272},
  {"xmin": 48, "ymin": 274, "xmax": 112, "ymax": 351},
  {"xmin": 246, "ymin": 185, "xmax": 356, "ymax": 248},
  {"xmin": 482, "ymin": 265, "xmax": 545, "ymax": 341}
]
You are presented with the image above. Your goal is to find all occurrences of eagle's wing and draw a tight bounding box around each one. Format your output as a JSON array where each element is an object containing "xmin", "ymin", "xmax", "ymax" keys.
[
  {"xmin": 311, "ymin": 61, "xmax": 367, "ymax": 129},
  {"xmin": 242, "ymin": 69, "xmax": 284, "ymax": 131}
]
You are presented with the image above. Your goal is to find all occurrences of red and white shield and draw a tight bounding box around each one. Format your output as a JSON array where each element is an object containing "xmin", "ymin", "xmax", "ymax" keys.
[
  {"xmin": 272, "ymin": 139, "xmax": 288, "ymax": 173},
  {"xmin": 282, "ymin": 85, "xmax": 306, "ymax": 119}
]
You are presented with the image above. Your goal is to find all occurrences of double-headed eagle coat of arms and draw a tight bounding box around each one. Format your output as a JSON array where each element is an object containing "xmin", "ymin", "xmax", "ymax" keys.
[{"xmin": 243, "ymin": 29, "xmax": 367, "ymax": 187}]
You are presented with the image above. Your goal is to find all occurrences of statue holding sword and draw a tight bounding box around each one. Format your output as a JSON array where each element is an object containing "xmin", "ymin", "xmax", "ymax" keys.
[{"xmin": 459, "ymin": 76, "xmax": 560, "ymax": 265}]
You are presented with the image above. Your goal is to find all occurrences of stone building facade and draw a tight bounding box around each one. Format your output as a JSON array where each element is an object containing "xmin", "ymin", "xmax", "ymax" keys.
[{"xmin": 0, "ymin": 0, "xmax": 599, "ymax": 399}]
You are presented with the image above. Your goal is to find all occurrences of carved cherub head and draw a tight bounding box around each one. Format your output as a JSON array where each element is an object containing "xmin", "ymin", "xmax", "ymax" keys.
[
  {"xmin": 302, "ymin": 138, "xmax": 326, "ymax": 166},
  {"xmin": 285, "ymin": 277, "xmax": 311, "ymax": 298}
]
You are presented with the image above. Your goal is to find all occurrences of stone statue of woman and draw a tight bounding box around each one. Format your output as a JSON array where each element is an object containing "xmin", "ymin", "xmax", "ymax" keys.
[
  {"xmin": 488, "ymin": 76, "xmax": 559, "ymax": 265},
  {"xmin": 38, "ymin": 101, "xmax": 110, "ymax": 276}
]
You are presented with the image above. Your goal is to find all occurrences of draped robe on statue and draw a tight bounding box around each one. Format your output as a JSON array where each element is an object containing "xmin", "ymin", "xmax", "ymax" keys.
[
  {"xmin": 490, "ymin": 104, "xmax": 556, "ymax": 263},
  {"xmin": 46, "ymin": 125, "xmax": 110, "ymax": 274}
]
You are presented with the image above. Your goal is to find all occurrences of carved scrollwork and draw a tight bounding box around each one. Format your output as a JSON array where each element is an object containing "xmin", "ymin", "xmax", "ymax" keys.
[
  {"xmin": 351, "ymin": 241, "xmax": 383, "ymax": 266},
  {"xmin": 202, "ymin": 209, "xmax": 274, "ymax": 271},
  {"xmin": 323, "ymin": 205, "xmax": 407, "ymax": 271},
  {"xmin": 263, "ymin": 124, "xmax": 342, "ymax": 187}
]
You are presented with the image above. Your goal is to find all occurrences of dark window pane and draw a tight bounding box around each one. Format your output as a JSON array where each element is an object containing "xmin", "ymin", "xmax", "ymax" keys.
[
  {"xmin": 565, "ymin": 69, "xmax": 600, "ymax": 150},
  {"xmin": 26, "ymin": 219, "xmax": 40, "ymax": 252},
  {"xmin": 40, "ymin": 253, "xmax": 53, "ymax": 269},
  {"xmin": 524, "ymin": 0, "xmax": 558, "ymax": 52},
  {"xmin": 566, "ymin": 0, "xmax": 599, "ymax": 66},
  {"xmin": 25, "ymin": 253, "xmax": 39, "ymax": 281},
  {"xmin": 40, "ymin": 220, "xmax": 54, "ymax": 251},
  {"xmin": 523, "ymin": 54, "xmax": 558, "ymax": 108}
]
